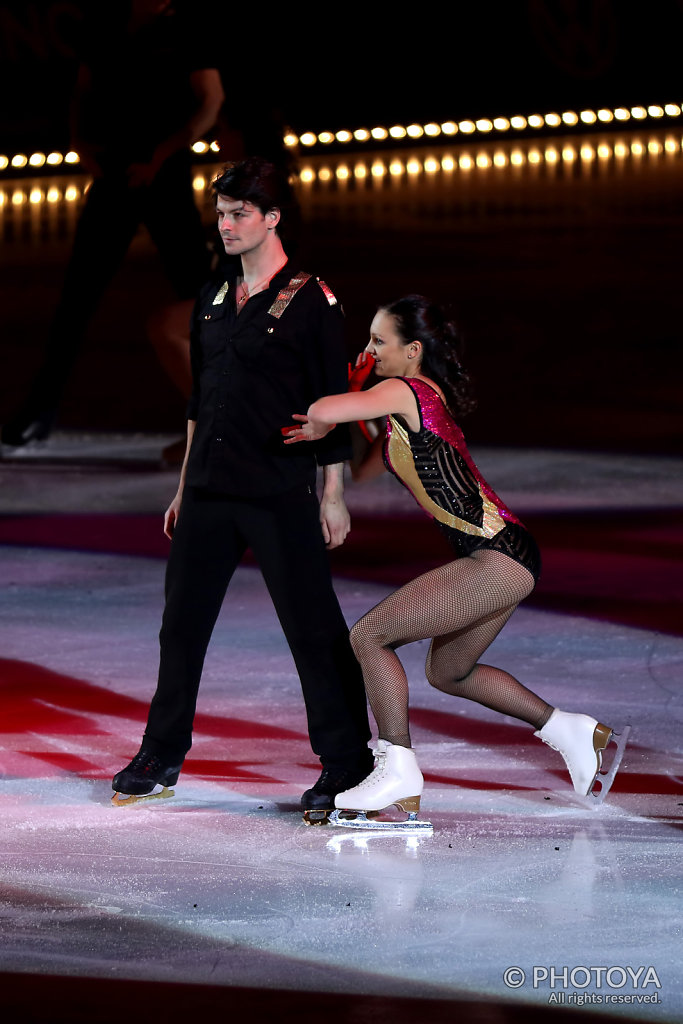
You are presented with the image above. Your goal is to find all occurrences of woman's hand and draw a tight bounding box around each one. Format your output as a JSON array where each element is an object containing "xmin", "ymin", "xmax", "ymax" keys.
[
  {"xmin": 282, "ymin": 413, "xmax": 335, "ymax": 444},
  {"xmin": 348, "ymin": 351, "xmax": 374, "ymax": 392}
]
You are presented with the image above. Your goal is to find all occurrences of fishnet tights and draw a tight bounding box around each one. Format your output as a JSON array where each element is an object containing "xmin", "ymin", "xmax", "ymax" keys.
[{"xmin": 349, "ymin": 549, "xmax": 553, "ymax": 748}]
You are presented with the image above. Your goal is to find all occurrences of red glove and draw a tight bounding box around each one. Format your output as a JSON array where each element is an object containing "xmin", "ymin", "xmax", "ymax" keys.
[{"xmin": 348, "ymin": 351, "xmax": 374, "ymax": 392}]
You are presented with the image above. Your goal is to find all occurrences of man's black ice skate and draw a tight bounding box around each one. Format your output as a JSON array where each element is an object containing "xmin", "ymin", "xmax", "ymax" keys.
[
  {"xmin": 301, "ymin": 755, "xmax": 374, "ymax": 826},
  {"xmin": 111, "ymin": 749, "xmax": 183, "ymax": 807}
]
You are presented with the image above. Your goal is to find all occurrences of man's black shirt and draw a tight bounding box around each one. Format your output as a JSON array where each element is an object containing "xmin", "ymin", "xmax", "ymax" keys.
[{"xmin": 185, "ymin": 261, "xmax": 353, "ymax": 497}]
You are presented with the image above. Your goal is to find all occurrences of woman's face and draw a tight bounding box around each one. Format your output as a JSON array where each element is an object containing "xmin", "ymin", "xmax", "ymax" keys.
[{"xmin": 365, "ymin": 310, "xmax": 419, "ymax": 377}]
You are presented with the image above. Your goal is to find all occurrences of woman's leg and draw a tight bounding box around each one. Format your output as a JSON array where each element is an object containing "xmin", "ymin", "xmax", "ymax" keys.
[{"xmin": 349, "ymin": 549, "xmax": 541, "ymax": 748}]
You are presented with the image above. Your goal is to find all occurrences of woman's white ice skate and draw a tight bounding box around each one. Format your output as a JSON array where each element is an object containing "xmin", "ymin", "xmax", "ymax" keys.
[
  {"xmin": 535, "ymin": 709, "xmax": 630, "ymax": 805},
  {"xmin": 329, "ymin": 741, "xmax": 433, "ymax": 833}
]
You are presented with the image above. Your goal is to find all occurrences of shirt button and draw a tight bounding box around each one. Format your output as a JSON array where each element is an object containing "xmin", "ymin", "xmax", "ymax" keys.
[
  {"xmin": 267, "ymin": 327, "xmax": 274, "ymax": 334},
  {"xmin": 215, "ymin": 437, "xmax": 222, "ymax": 442},
  {"xmin": 204, "ymin": 314, "xmax": 212, "ymax": 320}
]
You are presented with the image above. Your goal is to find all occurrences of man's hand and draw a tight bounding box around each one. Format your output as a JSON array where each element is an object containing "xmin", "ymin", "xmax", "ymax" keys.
[
  {"xmin": 164, "ymin": 492, "xmax": 183, "ymax": 540},
  {"xmin": 320, "ymin": 491, "xmax": 351, "ymax": 549}
]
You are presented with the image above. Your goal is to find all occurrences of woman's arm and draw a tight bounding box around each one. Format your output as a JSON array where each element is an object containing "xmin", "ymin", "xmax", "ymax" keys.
[{"xmin": 284, "ymin": 378, "xmax": 418, "ymax": 444}]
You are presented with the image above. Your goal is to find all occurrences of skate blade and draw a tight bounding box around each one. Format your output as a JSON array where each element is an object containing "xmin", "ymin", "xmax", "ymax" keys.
[
  {"xmin": 587, "ymin": 725, "xmax": 631, "ymax": 806},
  {"xmin": 329, "ymin": 809, "xmax": 433, "ymax": 833},
  {"xmin": 111, "ymin": 786, "xmax": 175, "ymax": 807},
  {"xmin": 302, "ymin": 809, "xmax": 331, "ymax": 826}
]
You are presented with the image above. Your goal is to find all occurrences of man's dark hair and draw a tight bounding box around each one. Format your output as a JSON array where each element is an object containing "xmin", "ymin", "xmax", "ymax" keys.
[{"xmin": 212, "ymin": 156, "xmax": 294, "ymax": 227}]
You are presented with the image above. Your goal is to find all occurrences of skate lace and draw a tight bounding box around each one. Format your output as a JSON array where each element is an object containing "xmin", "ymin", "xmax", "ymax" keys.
[{"xmin": 128, "ymin": 752, "xmax": 163, "ymax": 776}]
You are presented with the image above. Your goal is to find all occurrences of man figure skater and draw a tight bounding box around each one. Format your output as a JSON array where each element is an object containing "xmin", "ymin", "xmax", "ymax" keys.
[{"xmin": 112, "ymin": 158, "xmax": 372, "ymax": 821}]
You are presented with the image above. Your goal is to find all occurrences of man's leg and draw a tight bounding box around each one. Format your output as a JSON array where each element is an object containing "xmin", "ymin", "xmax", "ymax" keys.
[
  {"xmin": 143, "ymin": 488, "xmax": 248, "ymax": 760},
  {"xmin": 239, "ymin": 487, "xmax": 372, "ymax": 768}
]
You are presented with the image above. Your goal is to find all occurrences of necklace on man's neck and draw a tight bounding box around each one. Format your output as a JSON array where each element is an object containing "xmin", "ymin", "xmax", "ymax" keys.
[{"xmin": 236, "ymin": 258, "xmax": 288, "ymax": 307}]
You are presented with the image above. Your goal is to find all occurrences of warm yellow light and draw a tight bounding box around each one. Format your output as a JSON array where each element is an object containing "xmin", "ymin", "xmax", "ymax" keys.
[
  {"xmin": 476, "ymin": 119, "xmax": 493, "ymax": 132},
  {"xmin": 300, "ymin": 132, "xmax": 317, "ymax": 146},
  {"xmin": 562, "ymin": 111, "xmax": 579, "ymax": 125},
  {"xmin": 648, "ymin": 105, "xmax": 664, "ymax": 118},
  {"xmin": 354, "ymin": 128, "xmax": 370, "ymax": 141},
  {"xmin": 545, "ymin": 147, "xmax": 559, "ymax": 163},
  {"xmin": 459, "ymin": 154, "xmax": 473, "ymax": 170},
  {"xmin": 354, "ymin": 163, "xmax": 367, "ymax": 178},
  {"xmin": 597, "ymin": 109, "xmax": 613, "ymax": 122},
  {"xmin": 192, "ymin": 175, "xmax": 206, "ymax": 191},
  {"xmin": 64, "ymin": 185, "xmax": 79, "ymax": 200},
  {"xmin": 580, "ymin": 110, "xmax": 597, "ymax": 124},
  {"xmin": 545, "ymin": 113, "xmax": 562, "ymax": 127},
  {"xmin": 191, "ymin": 141, "xmax": 208, "ymax": 154},
  {"xmin": 475, "ymin": 153, "xmax": 490, "ymax": 168},
  {"xmin": 614, "ymin": 108, "xmax": 630, "ymax": 121},
  {"xmin": 29, "ymin": 188, "xmax": 43, "ymax": 203},
  {"xmin": 665, "ymin": 137, "xmax": 678, "ymax": 153},
  {"xmin": 371, "ymin": 161, "xmax": 386, "ymax": 177},
  {"xmin": 597, "ymin": 144, "xmax": 611, "ymax": 159},
  {"xmin": 493, "ymin": 117, "xmax": 510, "ymax": 131},
  {"xmin": 527, "ymin": 115, "xmax": 544, "ymax": 128},
  {"xmin": 335, "ymin": 130, "xmax": 353, "ymax": 143},
  {"xmin": 299, "ymin": 167, "xmax": 315, "ymax": 183},
  {"xmin": 424, "ymin": 123, "xmax": 441, "ymax": 136},
  {"xmin": 562, "ymin": 145, "xmax": 576, "ymax": 161},
  {"xmin": 317, "ymin": 132, "xmax": 334, "ymax": 144},
  {"xmin": 210, "ymin": 141, "xmax": 220, "ymax": 152},
  {"xmin": 336, "ymin": 165, "xmax": 350, "ymax": 179},
  {"xmin": 493, "ymin": 151, "xmax": 507, "ymax": 167},
  {"xmin": 631, "ymin": 141, "xmax": 644, "ymax": 156},
  {"xmin": 389, "ymin": 125, "xmax": 406, "ymax": 139},
  {"xmin": 664, "ymin": 104, "xmax": 681, "ymax": 117},
  {"xmin": 510, "ymin": 116, "xmax": 527, "ymax": 129},
  {"xmin": 580, "ymin": 145, "xmax": 595, "ymax": 160},
  {"xmin": 441, "ymin": 121, "xmax": 458, "ymax": 135},
  {"xmin": 64, "ymin": 151, "xmax": 80, "ymax": 163},
  {"xmin": 0, "ymin": 191, "xmax": 6, "ymax": 206},
  {"xmin": 29, "ymin": 152, "xmax": 46, "ymax": 167},
  {"xmin": 528, "ymin": 149, "xmax": 541, "ymax": 164},
  {"xmin": 319, "ymin": 167, "xmax": 332, "ymax": 182},
  {"xmin": 406, "ymin": 158, "xmax": 421, "ymax": 174},
  {"xmin": 441, "ymin": 155, "xmax": 455, "ymax": 171},
  {"xmin": 12, "ymin": 189, "xmax": 27, "ymax": 205},
  {"xmin": 284, "ymin": 133, "xmax": 298, "ymax": 147},
  {"xmin": 631, "ymin": 106, "xmax": 647, "ymax": 120},
  {"xmin": 614, "ymin": 142, "xmax": 628, "ymax": 157},
  {"xmin": 0, "ymin": 155, "xmax": 8, "ymax": 170},
  {"xmin": 407, "ymin": 124, "xmax": 423, "ymax": 138},
  {"xmin": 11, "ymin": 154, "xmax": 28, "ymax": 168},
  {"xmin": 424, "ymin": 157, "xmax": 439, "ymax": 173},
  {"xmin": 389, "ymin": 160, "xmax": 404, "ymax": 175},
  {"xmin": 46, "ymin": 187, "xmax": 61, "ymax": 202},
  {"xmin": 510, "ymin": 150, "xmax": 524, "ymax": 166},
  {"xmin": 459, "ymin": 120, "xmax": 475, "ymax": 133},
  {"xmin": 648, "ymin": 140, "xmax": 663, "ymax": 154},
  {"xmin": 371, "ymin": 127, "xmax": 388, "ymax": 140},
  {"xmin": 46, "ymin": 152, "xmax": 63, "ymax": 165}
]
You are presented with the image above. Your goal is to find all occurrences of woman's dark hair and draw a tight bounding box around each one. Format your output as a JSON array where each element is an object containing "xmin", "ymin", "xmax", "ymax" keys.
[
  {"xmin": 212, "ymin": 156, "xmax": 294, "ymax": 228},
  {"xmin": 381, "ymin": 295, "xmax": 476, "ymax": 417}
]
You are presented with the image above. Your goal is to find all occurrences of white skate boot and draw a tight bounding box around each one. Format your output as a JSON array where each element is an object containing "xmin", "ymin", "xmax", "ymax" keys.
[
  {"xmin": 329, "ymin": 741, "xmax": 432, "ymax": 832},
  {"xmin": 534, "ymin": 709, "xmax": 630, "ymax": 804}
]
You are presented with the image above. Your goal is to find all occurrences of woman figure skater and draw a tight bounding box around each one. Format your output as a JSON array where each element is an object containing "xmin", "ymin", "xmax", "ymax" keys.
[{"xmin": 284, "ymin": 295, "xmax": 627, "ymax": 822}]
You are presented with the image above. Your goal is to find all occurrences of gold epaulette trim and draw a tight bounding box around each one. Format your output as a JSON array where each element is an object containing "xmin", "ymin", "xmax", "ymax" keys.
[
  {"xmin": 316, "ymin": 278, "xmax": 338, "ymax": 306},
  {"xmin": 212, "ymin": 281, "xmax": 230, "ymax": 305},
  {"xmin": 268, "ymin": 272, "xmax": 312, "ymax": 319}
]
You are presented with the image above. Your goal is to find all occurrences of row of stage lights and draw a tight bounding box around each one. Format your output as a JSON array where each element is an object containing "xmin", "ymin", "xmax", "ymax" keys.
[
  {"xmin": 1, "ymin": 103, "xmax": 681, "ymax": 179},
  {"xmin": 297, "ymin": 135, "xmax": 683, "ymax": 184},
  {"xmin": 2, "ymin": 134, "xmax": 681, "ymax": 210},
  {"xmin": 283, "ymin": 103, "xmax": 683, "ymax": 149}
]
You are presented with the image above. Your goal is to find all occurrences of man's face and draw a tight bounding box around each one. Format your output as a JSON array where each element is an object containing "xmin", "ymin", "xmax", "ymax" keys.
[{"xmin": 216, "ymin": 195, "xmax": 278, "ymax": 257}]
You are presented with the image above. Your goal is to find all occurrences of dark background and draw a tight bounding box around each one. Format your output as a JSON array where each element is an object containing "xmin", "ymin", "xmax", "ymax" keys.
[{"xmin": 1, "ymin": 0, "xmax": 682, "ymax": 454}]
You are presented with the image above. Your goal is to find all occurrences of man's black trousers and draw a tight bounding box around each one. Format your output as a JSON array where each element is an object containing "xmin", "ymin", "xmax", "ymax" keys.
[{"xmin": 143, "ymin": 484, "xmax": 371, "ymax": 767}]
